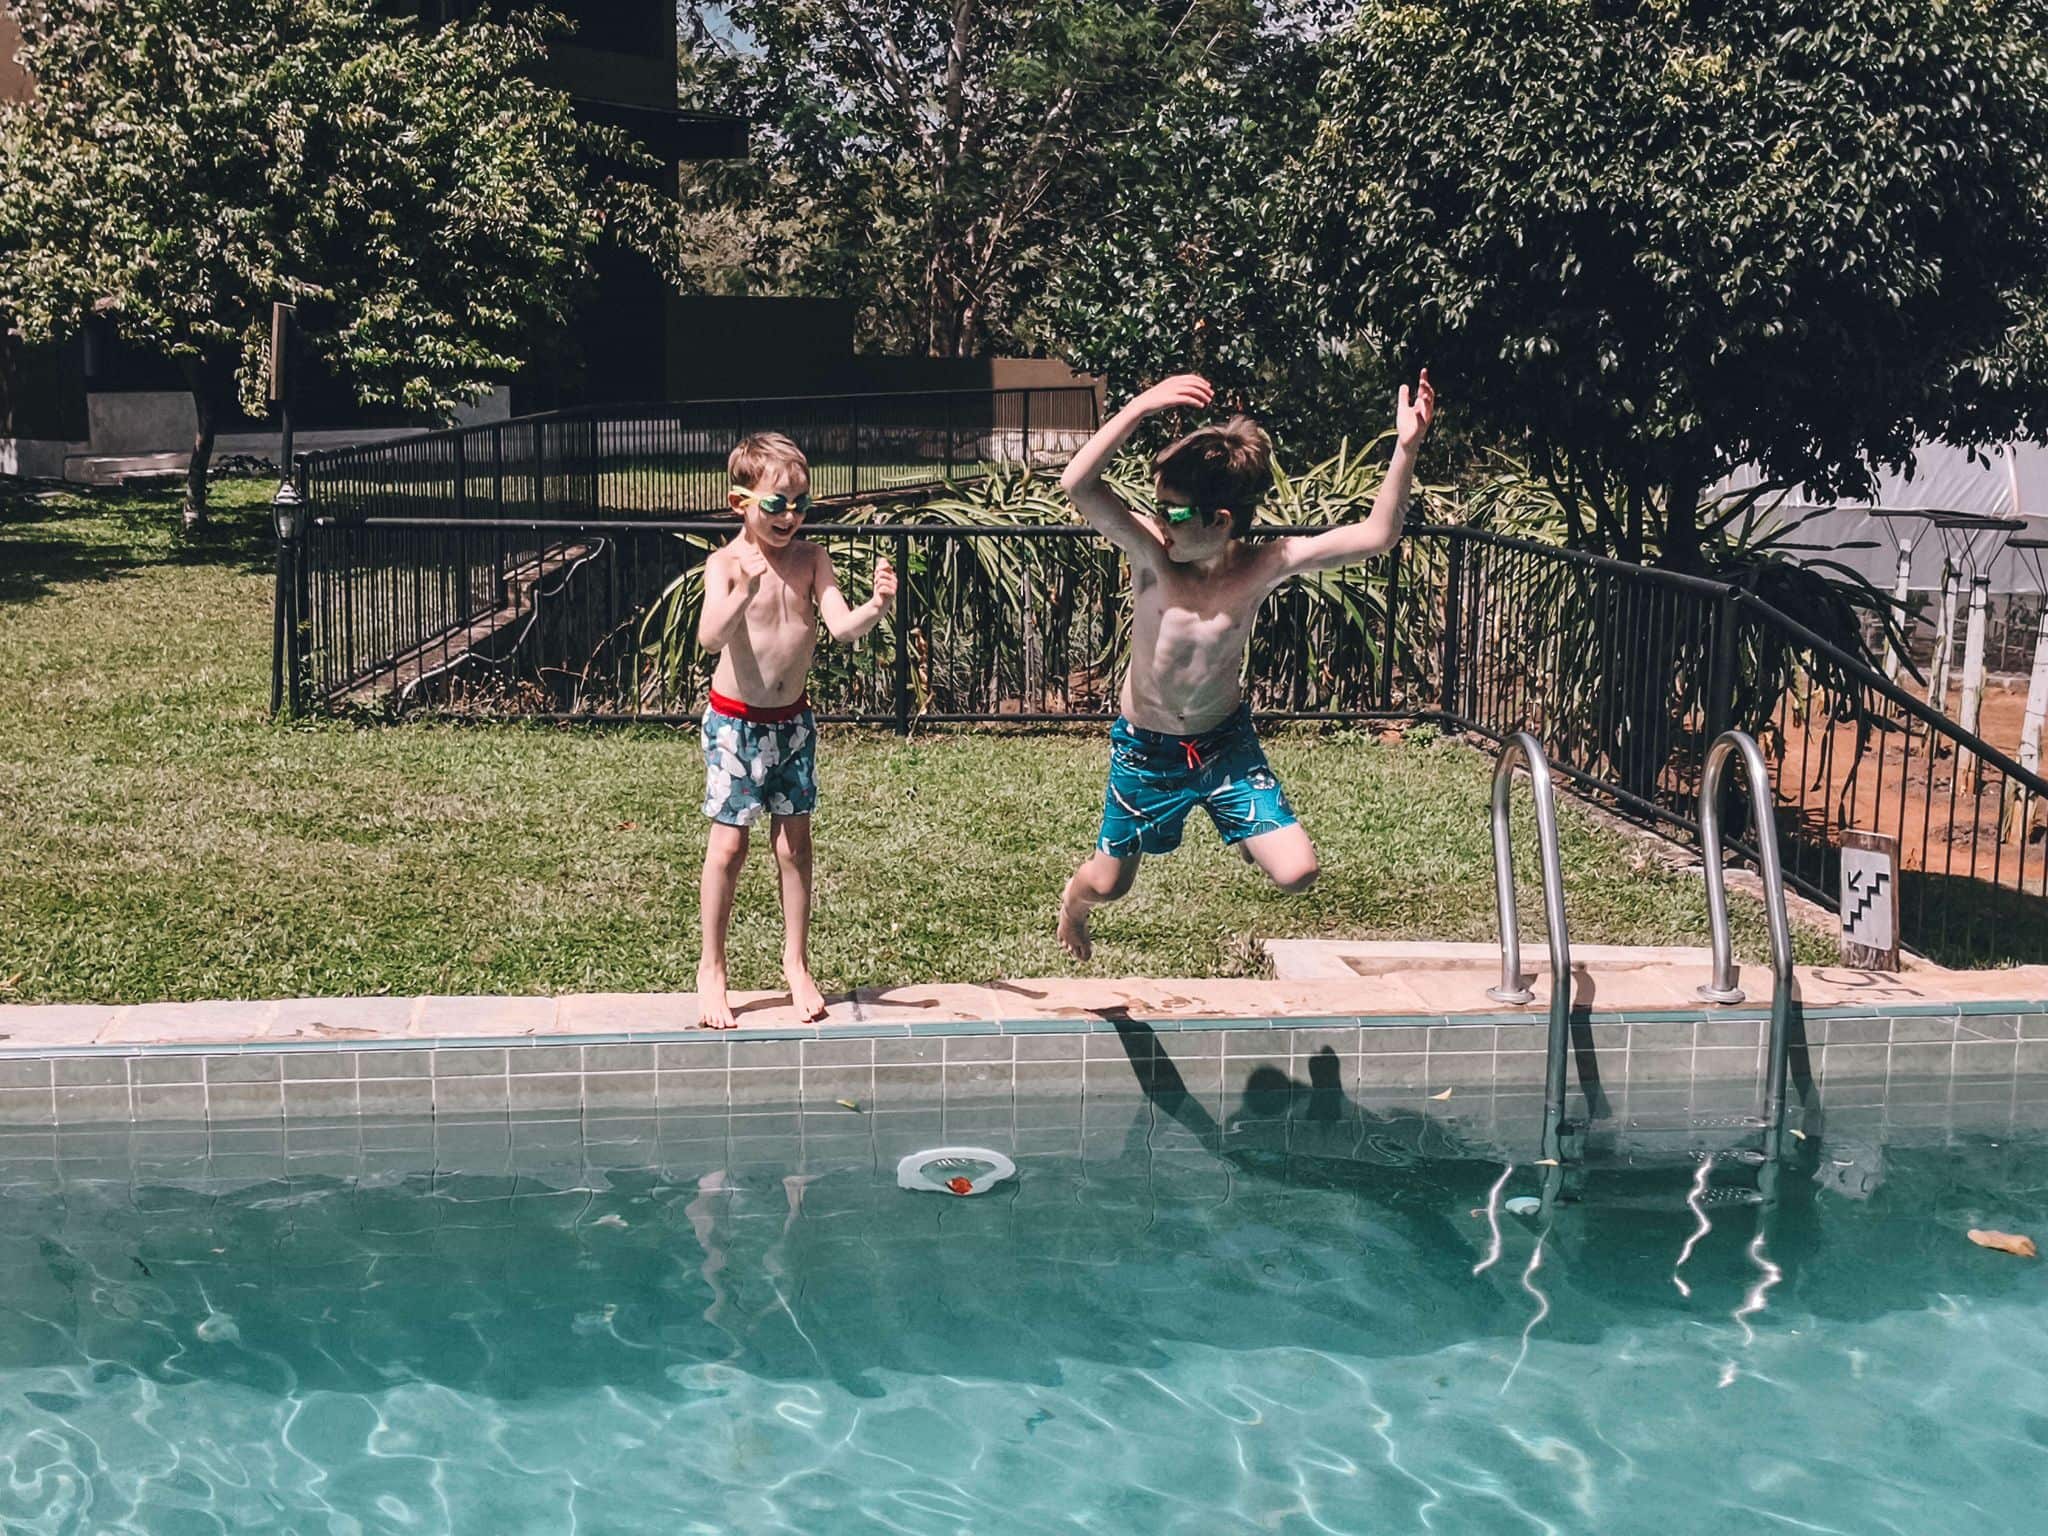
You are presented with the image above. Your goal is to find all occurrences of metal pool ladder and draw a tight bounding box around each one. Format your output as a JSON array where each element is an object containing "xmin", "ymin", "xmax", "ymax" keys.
[
  {"xmin": 1695, "ymin": 730, "xmax": 1797, "ymax": 1150},
  {"xmin": 1486, "ymin": 732, "xmax": 1573, "ymax": 1163}
]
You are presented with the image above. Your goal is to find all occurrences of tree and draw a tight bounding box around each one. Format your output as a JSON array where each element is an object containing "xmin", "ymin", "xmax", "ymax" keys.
[
  {"xmin": 1291, "ymin": 0, "xmax": 2048, "ymax": 567},
  {"xmin": 0, "ymin": 0, "xmax": 679, "ymax": 528},
  {"xmin": 1041, "ymin": 4, "xmax": 1382, "ymax": 454},
  {"xmin": 680, "ymin": 0, "xmax": 1252, "ymax": 358}
]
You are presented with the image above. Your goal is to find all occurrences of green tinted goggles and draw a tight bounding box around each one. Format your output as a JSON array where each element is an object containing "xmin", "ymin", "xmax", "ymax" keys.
[
  {"xmin": 1155, "ymin": 500, "xmax": 1203, "ymax": 525},
  {"xmin": 744, "ymin": 491, "xmax": 813, "ymax": 517}
]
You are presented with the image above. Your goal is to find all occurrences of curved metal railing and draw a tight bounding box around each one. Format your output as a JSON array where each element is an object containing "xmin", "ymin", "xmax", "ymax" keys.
[
  {"xmin": 1486, "ymin": 732, "xmax": 1574, "ymax": 1161},
  {"xmin": 1696, "ymin": 730, "xmax": 1797, "ymax": 1138}
]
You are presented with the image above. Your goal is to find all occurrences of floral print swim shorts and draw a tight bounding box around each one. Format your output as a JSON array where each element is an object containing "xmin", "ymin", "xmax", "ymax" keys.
[{"xmin": 700, "ymin": 702, "xmax": 818, "ymax": 825}]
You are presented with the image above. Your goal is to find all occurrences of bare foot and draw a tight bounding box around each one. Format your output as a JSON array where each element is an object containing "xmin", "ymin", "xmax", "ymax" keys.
[
  {"xmin": 696, "ymin": 967, "xmax": 737, "ymax": 1030},
  {"xmin": 785, "ymin": 962, "xmax": 828, "ymax": 1022},
  {"xmin": 1056, "ymin": 881, "xmax": 1093, "ymax": 962}
]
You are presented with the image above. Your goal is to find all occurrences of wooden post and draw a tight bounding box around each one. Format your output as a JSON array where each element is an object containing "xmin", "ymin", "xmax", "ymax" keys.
[
  {"xmin": 1930, "ymin": 562, "xmax": 1958, "ymax": 710},
  {"xmin": 2003, "ymin": 605, "xmax": 2048, "ymax": 843},
  {"xmin": 2021, "ymin": 607, "xmax": 2048, "ymax": 776},
  {"xmin": 1838, "ymin": 829, "xmax": 1901, "ymax": 971},
  {"xmin": 1884, "ymin": 540, "xmax": 1911, "ymax": 683},
  {"xmin": 1960, "ymin": 574, "xmax": 1991, "ymax": 737}
]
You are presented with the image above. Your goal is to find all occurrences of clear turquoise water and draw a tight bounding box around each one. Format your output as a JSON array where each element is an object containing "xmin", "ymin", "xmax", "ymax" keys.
[{"xmin": 2, "ymin": 1094, "xmax": 2045, "ymax": 1534}]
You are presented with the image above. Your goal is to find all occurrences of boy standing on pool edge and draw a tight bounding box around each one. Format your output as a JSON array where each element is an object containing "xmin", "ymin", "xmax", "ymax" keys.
[
  {"xmin": 1056, "ymin": 370, "xmax": 1435, "ymax": 960},
  {"xmin": 695, "ymin": 432, "xmax": 896, "ymax": 1028}
]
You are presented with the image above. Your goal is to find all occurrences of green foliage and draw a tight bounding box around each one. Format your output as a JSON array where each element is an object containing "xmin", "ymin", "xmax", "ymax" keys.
[
  {"xmin": 1293, "ymin": 0, "xmax": 2048, "ymax": 565},
  {"xmin": 0, "ymin": 0, "xmax": 684, "ymax": 519},
  {"xmin": 678, "ymin": 0, "xmax": 1253, "ymax": 356},
  {"xmin": 1042, "ymin": 4, "xmax": 1365, "ymax": 450}
]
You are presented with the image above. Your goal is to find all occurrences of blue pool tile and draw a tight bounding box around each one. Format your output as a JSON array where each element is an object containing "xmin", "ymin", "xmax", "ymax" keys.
[
  {"xmin": 548, "ymin": 1030, "xmax": 638, "ymax": 1047},
  {"xmin": 913, "ymin": 1019, "xmax": 1001, "ymax": 1036},
  {"xmin": 422, "ymin": 1035, "xmax": 543, "ymax": 1051},
  {"xmin": 999, "ymin": 1017, "xmax": 1094, "ymax": 1035}
]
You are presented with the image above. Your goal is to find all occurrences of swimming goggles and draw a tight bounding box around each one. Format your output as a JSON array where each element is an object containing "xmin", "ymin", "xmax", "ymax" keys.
[{"xmin": 742, "ymin": 491, "xmax": 813, "ymax": 517}]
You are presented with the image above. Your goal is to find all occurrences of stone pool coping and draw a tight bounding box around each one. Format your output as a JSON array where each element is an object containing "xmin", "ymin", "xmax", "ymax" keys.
[{"xmin": 3, "ymin": 960, "xmax": 2047, "ymax": 1058}]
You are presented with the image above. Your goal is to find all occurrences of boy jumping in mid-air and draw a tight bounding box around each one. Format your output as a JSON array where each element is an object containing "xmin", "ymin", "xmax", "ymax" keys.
[
  {"xmin": 696, "ymin": 432, "xmax": 896, "ymax": 1028},
  {"xmin": 1056, "ymin": 370, "xmax": 1435, "ymax": 960}
]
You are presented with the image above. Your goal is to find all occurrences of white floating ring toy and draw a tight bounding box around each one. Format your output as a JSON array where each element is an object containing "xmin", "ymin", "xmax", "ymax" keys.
[{"xmin": 896, "ymin": 1147, "xmax": 1016, "ymax": 1197}]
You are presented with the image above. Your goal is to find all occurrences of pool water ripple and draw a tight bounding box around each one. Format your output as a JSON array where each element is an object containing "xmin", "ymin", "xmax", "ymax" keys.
[{"xmin": 0, "ymin": 1092, "xmax": 2044, "ymax": 1532}]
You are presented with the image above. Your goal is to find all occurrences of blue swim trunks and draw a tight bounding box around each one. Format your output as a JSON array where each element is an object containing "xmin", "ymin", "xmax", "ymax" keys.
[
  {"xmin": 1096, "ymin": 706, "xmax": 1297, "ymax": 858},
  {"xmin": 701, "ymin": 694, "xmax": 818, "ymax": 825}
]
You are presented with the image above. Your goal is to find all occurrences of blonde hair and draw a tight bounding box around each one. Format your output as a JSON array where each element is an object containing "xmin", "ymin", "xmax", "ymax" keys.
[
  {"xmin": 1152, "ymin": 415, "xmax": 1273, "ymax": 536},
  {"xmin": 727, "ymin": 431, "xmax": 809, "ymax": 491}
]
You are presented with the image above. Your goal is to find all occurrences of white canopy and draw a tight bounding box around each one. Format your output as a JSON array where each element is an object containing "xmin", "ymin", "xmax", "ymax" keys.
[{"xmin": 1714, "ymin": 442, "xmax": 2048, "ymax": 594}]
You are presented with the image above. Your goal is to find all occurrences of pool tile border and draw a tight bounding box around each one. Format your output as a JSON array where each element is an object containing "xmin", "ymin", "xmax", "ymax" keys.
[
  {"xmin": 1, "ymin": 1000, "xmax": 2046, "ymax": 1060},
  {"xmin": 0, "ymin": 998, "xmax": 2044, "ymax": 1129}
]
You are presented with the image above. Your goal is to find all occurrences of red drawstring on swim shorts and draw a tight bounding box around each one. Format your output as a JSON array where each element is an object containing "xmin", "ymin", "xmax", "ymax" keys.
[{"xmin": 1182, "ymin": 738, "xmax": 1204, "ymax": 771}]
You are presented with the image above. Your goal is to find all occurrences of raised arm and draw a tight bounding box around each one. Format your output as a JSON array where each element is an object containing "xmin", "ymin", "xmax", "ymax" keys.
[
  {"xmin": 1271, "ymin": 370, "xmax": 1435, "ymax": 579},
  {"xmin": 1059, "ymin": 374, "xmax": 1215, "ymax": 560},
  {"xmin": 816, "ymin": 545, "xmax": 897, "ymax": 644},
  {"xmin": 697, "ymin": 540, "xmax": 766, "ymax": 652}
]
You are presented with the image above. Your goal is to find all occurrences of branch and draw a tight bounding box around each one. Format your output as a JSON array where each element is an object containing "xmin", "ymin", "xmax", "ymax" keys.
[
  {"xmin": 822, "ymin": 0, "xmax": 943, "ymax": 174},
  {"xmin": 943, "ymin": 0, "xmax": 976, "ymax": 162}
]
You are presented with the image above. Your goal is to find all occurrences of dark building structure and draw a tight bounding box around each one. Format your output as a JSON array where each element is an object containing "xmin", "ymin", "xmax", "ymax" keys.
[{"xmin": 0, "ymin": 1, "xmax": 755, "ymax": 481}]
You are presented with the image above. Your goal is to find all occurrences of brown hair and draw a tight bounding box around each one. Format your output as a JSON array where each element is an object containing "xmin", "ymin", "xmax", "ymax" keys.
[
  {"xmin": 727, "ymin": 431, "xmax": 809, "ymax": 491},
  {"xmin": 1152, "ymin": 415, "xmax": 1272, "ymax": 537}
]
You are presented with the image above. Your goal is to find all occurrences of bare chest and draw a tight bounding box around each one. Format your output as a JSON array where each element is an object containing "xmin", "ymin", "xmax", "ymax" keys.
[
  {"xmin": 743, "ymin": 568, "xmax": 817, "ymax": 630},
  {"xmin": 1141, "ymin": 570, "xmax": 1259, "ymax": 653}
]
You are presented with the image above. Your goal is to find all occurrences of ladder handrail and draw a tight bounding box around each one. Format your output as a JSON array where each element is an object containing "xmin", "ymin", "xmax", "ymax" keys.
[
  {"xmin": 1696, "ymin": 729, "xmax": 1797, "ymax": 1135},
  {"xmin": 1486, "ymin": 732, "xmax": 1574, "ymax": 1161}
]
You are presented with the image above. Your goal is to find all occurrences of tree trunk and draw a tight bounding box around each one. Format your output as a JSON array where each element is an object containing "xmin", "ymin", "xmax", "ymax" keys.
[
  {"xmin": 180, "ymin": 356, "xmax": 232, "ymax": 533},
  {"xmin": 1659, "ymin": 466, "xmax": 1705, "ymax": 572}
]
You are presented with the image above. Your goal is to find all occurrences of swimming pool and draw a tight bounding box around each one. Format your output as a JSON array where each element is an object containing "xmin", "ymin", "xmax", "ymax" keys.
[{"xmin": 1, "ymin": 1071, "xmax": 2042, "ymax": 1534}]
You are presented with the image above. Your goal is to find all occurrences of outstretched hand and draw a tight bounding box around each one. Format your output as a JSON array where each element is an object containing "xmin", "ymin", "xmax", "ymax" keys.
[
  {"xmin": 1132, "ymin": 374, "xmax": 1214, "ymax": 416},
  {"xmin": 1397, "ymin": 369, "xmax": 1435, "ymax": 449}
]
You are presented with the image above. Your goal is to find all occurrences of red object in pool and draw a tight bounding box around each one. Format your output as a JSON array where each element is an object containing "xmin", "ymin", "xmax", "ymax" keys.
[{"xmin": 946, "ymin": 1176, "xmax": 975, "ymax": 1196}]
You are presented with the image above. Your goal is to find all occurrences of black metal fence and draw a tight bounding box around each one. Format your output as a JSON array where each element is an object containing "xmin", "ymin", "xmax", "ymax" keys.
[
  {"xmin": 287, "ymin": 517, "xmax": 1425, "ymax": 725},
  {"xmin": 279, "ymin": 400, "xmax": 2048, "ymax": 964},
  {"xmin": 1435, "ymin": 530, "xmax": 2048, "ymax": 965}
]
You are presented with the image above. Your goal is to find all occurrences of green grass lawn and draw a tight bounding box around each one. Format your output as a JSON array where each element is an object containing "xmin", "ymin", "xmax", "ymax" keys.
[{"xmin": 0, "ymin": 477, "xmax": 1815, "ymax": 1005}]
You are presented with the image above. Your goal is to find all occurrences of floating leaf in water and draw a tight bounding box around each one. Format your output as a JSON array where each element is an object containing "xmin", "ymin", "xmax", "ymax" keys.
[
  {"xmin": 1534, "ymin": 1158, "xmax": 1560, "ymax": 1167},
  {"xmin": 592, "ymin": 1213, "xmax": 627, "ymax": 1229},
  {"xmin": 836, "ymin": 1098, "xmax": 862, "ymax": 1112},
  {"xmin": 1430, "ymin": 1088, "xmax": 1454, "ymax": 1101},
  {"xmin": 1967, "ymin": 1229, "xmax": 2038, "ymax": 1258},
  {"xmin": 1789, "ymin": 1128, "xmax": 1807, "ymax": 1140}
]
